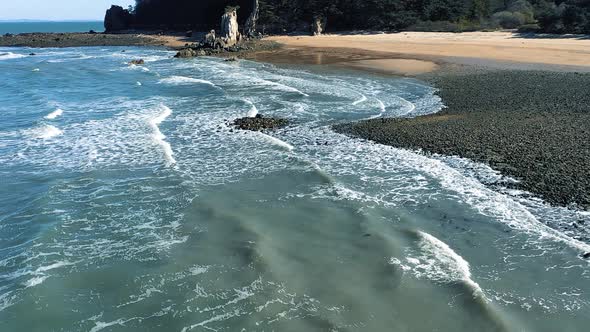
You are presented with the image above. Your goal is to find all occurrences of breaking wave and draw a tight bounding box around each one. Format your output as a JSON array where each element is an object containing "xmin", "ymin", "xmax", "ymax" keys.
[
  {"xmin": 26, "ymin": 124, "xmax": 63, "ymax": 139},
  {"xmin": 149, "ymin": 104, "xmax": 176, "ymax": 165},
  {"xmin": 0, "ymin": 52, "xmax": 25, "ymax": 61},
  {"xmin": 45, "ymin": 108, "xmax": 64, "ymax": 120},
  {"xmin": 244, "ymin": 99, "xmax": 258, "ymax": 117},
  {"xmin": 158, "ymin": 76, "xmax": 216, "ymax": 87}
]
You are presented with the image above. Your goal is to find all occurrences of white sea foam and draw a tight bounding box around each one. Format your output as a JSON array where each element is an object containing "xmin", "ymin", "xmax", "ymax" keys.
[
  {"xmin": 352, "ymin": 94, "xmax": 367, "ymax": 105},
  {"xmin": 0, "ymin": 52, "xmax": 25, "ymax": 61},
  {"xmin": 260, "ymin": 79, "xmax": 309, "ymax": 96},
  {"xmin": 189, "ymin": 265, "xmax": 209, "ymax": 275},
  {"xmin": 398, "ymin": 96, "xmax": 417, "ymax": 116},
  {"xmin": 377, "ymin": 99, "xmax": 386, "ymax": 113},
  {"xmin": 149, "ymin": 105, "xmax": 176, "ymax": 165},
  {"xmin": 136, "ymin": 82, "xmax": 142, "ymax": 86},
  {"xmin": 244, "ymin": 99, "xmax": 258, "ymax": 117},
  {"xmin": 23, "ymin": 275, "xmax": 49, "ymax": 288},
  {"xmin": 258, "ymin": 132, "xmax": 294, "ymax": 151},
  {"xmin": 32, "ymin": 68, "xmax": 40, "ymax": 72},
  {"xmin": 45, "ymin": 108, "xmax": 64, "ymax": 120},
  {"xmin": 158, "ymin": 76, "xmax": 216, "ymax": 87},
  {"xmin": 35, "ymin": 261, "xmax": 73, "ymax": 273},
  {"xmin": 27, "ymin": 125, "xmax": 63, "ymax": 139},
  {"xmin": 89, "ymin": 319, "xmax": 127, "ymax": 332},
  {"xmin": 363, "ymin": 98, "xmax": 387, "ymax": 120}
]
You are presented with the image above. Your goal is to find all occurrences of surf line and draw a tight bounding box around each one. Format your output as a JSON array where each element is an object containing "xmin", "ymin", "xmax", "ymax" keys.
[{"xmin": 149, "ymin": 104, "xmax": 176, "ymax": 165}]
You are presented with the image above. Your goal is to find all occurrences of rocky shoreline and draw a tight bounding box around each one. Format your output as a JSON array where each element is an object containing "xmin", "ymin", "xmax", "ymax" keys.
[
  {"xmin": 0, "ymin": 32, "xmax": 165, "ymax": 48},
  {"xmin": 334, "ymin": 69, "xmax": 590, "ymax": 210}
]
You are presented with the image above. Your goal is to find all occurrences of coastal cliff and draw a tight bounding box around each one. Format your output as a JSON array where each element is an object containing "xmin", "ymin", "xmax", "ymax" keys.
[{"xmin": 105, "ymin": 0, "xmax": 590, "ymax": 35}]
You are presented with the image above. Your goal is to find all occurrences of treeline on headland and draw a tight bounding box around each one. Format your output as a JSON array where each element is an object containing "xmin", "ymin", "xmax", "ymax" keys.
[{"xmin": 109, "ymin": 0, "xmax": 590, "ymax": 34}]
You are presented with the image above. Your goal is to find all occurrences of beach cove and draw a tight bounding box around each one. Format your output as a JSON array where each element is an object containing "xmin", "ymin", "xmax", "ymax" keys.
[{"xmin": 1, "ymin": 29, "xmax": 590, "ymax": 331}]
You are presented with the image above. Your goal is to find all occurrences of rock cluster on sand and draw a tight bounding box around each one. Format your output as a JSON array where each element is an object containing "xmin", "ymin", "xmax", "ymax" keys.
[
  {"xmin": 233, "ymin": 114, "xmax": 288, "ymax": 131},
  {"xmin": 334, "ymin": 70, "xmax": 590, "ymax": 211},
  {"xmin": 174, "ymin": 48, "xmax": 207, "ymax": 58},
  {"xmin": 174, "ymin": 6, "xmax": 252, "ymax": 59}
]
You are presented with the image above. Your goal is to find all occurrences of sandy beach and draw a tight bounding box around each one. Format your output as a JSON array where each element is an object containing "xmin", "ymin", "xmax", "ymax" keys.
[{"xmin": 265, "ymin": 31, "xmax": 590, "ymax": 74}]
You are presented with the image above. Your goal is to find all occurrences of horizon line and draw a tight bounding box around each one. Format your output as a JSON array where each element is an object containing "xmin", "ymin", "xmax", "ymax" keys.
[{"xmin": 0, "ymin": 19, "xmax": 103, "ymax": 23}]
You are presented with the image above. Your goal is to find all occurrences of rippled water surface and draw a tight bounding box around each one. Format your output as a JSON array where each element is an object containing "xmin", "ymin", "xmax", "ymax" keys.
[{"xmin": 0, "ymin": 47, "xmax": 589, "ymax": 331}]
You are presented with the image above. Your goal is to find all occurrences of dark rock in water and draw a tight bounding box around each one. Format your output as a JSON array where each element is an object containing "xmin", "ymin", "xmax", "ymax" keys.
[
  {"xmin": 174, "ymin": 48, "xmax": 209, "ymax": 58},
  {"xmin": 29, "ymin": 53, "xmax": 36, "ymax": 56},
  {"xmin": 582, "ymin": 252, "xmax": 590, "ymax": 259},
  {"xmin": 174, "ymin": 48, "xmax": 197, "ymax": 58},
  {"xmin": 233, "ymin": 115, "xmax": 288, "ymax": 131},
  {"xmin": 129, "ymin": 59, "xmax": 145, "ymax": 65},
  {"xmin": 224, "ymin": 56, "xmax": 238, "ymax": 62}
]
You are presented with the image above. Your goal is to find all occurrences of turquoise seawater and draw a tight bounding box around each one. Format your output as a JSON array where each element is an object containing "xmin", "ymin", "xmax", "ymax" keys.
[
  {"xmin": 0, "ymin": 21, "xmax": 104, "ymax": 34},
  {"xmin": 0, "ymin": 47, "xmax": 589, "ymax": 331}
]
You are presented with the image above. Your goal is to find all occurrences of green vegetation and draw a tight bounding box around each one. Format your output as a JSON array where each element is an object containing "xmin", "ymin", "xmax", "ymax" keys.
[{"xmin": 127, "ymin": 0, "xmax": 590, "ymax": 34}]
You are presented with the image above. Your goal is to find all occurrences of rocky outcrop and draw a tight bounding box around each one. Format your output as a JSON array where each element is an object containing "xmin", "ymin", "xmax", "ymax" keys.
[
  {"xmin": 312, "ymin": 16, "xmax": 327, "ymax": 36},
  {"xmin": 104, "ymin": 5, "xmax": 132, "ymax": 32},
  {"xmin": 129, "ymin": 59, "xmax": 145, "ymax": 65},
  {"xmin": 245, "ymin": 0, "xmax": 259, "ymax": 37},
  {"xmin": 203, "ymin": 30, "xmax": 217, "ymax": 48},
  {"xmin": 233, "ymin": 114, "xmax": 288, "ymax": 131},
  {"xmin": 174, "ymin": 48, "xmax": 207, "ymax": 58},
  {"xmin": 221, "ymin": 7, "xmax": 240, "ymax": 47}
]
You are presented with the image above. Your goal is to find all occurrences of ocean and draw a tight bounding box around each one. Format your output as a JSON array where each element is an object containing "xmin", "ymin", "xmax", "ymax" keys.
[
  {"xmin": 0, "ymin": 21, "xmax": 104, "ymax": 34},
  {"xmin": 0, "ymin": 46, "xmax": 589, "ymax": 331}
]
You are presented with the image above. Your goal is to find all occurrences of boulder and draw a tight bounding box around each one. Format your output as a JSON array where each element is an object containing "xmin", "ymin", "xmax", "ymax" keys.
[
  {"xmin": 174, "ymin": 48, "xmax": 197, "ymax": 58},
  {"xmin": 312, "ymin": 16, "xmax": 327, "ymax": 36},
  {"xmin": 104, "ymin": 5, "xmax": 132, "ymax": 32},
  {"xmin": 225, "ymin": 56, "xmax": 239, "ymax": 62},
  {"xmin": 129, "ymin": 59, "xmax": 145, "ymax": 65},
  {"xmin": 221, "ymin": 7, "xmax": 240, "ymax": 47}
]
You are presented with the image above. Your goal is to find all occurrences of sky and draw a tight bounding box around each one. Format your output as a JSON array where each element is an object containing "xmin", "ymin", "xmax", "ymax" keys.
[{"xmin": 0, "ymin": 1, "xmax": 135, "ymax": 21}]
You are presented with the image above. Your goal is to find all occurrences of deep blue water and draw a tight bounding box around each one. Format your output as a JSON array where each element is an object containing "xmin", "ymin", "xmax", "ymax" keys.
[
  {"xmin": 0, "ymin": 21, "xmax": 103, "ymax": 34},
  {"xmin": 0, "ymin": 46, "xmax": 589, "ymax": 331}
]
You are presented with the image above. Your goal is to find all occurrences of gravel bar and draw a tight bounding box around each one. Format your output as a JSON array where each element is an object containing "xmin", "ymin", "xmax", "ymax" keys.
[{"xmin": 334, "ymin": 70, "xmax": 590, "ymax": 210}]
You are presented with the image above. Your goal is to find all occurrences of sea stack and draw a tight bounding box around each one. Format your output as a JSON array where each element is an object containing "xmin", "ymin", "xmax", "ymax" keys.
[{"xmin": 221, "ymin": 7, "xmax": 240, "ymax": 47}]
